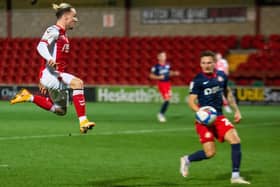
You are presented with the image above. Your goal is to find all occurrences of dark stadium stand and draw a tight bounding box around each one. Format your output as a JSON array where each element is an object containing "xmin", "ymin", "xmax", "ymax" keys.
[
  {"xmin": 0, "ymin": 35, "xmax": 279, "ymax": 86},
  {"xmin": 230, "ymin": 34, "xmax": 280, "ymax": 86}
]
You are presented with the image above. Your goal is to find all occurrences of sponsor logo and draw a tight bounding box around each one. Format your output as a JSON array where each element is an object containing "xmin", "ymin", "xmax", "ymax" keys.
[
  {"xmin": 217, "ymin": 76, "xmax": 224, "ymax": 82},
  {"xmin": 264, "ymin": 88, "xmax": 280, "ymax": 102},
  {"xmin": 204, "ymin": 86, "xmax": 220, "ymax": 95},
  {"xmin": 236, "ymin": 88, "xmax": 264, "ymax": 101},
  {"xmin": 79, "ymin": 99, "xmax": 85, "ymax": 106},
  {"xmin": 159, "ymin": 69, "xmax": 169, "ymax": 74},
  {"xmin": 97, "ymin": 88, "xmax": 180, "ymax": 103},
  {"xmin": 234, "ymin": 87, "xmax": 280, "ymax": 104},
  {"xmin": 0, "ymin": 87, "xmax": 18, "ymax": 100}
]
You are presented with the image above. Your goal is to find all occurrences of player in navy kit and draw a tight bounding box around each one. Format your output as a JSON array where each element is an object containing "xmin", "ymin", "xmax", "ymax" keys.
[
  {"xmin": 180, "ymin": 51, "xmax": 250, "ymax": 184},
  {"xmin": 149, "ymin": 52, "xmax": 179, "ymax": 122}
]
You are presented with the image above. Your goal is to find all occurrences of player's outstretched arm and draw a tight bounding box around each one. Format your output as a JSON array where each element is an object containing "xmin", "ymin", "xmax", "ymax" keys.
[
  {"xmin": 170, "ymin": 70, "xmax": 180, "ymax": 76},
  {"xmin": 226, "ymin": 87, "xmax": 242, "ymax": 123},
  {"xmin": 188, "ymin": 94, "xmax": 199, "ymax": 112},
  {"xmin": 149, "ymin": 73, "xmax": 164, "ymax": 80}
]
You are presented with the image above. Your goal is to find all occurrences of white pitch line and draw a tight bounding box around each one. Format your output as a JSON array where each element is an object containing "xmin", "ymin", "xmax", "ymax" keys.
[
  {"xmin": 0, "ymin": 122, "xmax": 278, "ymax": 141},
  {"xmin": 0, "ymin": 127, "xmax": 192, "ymax": 141},
  {"xmin": 0, "ymin": 164, "xmax": 9, "ymax": 167},
  {"xmin": 95, "ymin": 127, "xmax": 193, "ymax": 136}
]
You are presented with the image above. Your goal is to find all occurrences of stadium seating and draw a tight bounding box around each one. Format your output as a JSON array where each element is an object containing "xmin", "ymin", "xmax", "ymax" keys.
[
  {"xmin": 0, "ymin": 35, "xmax": 279, "ymax": 86},
  {"xmin": 230, "ymin": 34, "xmax": 280, "ymax": 86}
]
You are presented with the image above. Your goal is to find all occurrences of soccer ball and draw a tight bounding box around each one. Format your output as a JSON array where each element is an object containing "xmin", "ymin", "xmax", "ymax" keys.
[{"xmin": 195, "ymin": 106, "xmax": 217, "ymax": 126}]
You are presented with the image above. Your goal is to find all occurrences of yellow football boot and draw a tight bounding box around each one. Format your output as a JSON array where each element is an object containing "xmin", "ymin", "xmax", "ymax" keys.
[
  {"xmin": 79, "ymin": 119, "xmax": 96, "ymax": 134},
  {"xmin": 10, "ymin": 89, "xmax": 32, "ymax": 104}
]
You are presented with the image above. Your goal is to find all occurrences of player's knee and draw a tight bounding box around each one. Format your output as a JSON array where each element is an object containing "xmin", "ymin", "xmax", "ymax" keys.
[
  {"xmin": 225, "ymin": 129, "xmax": 241, "ymax": 144},
  {"xmin": 231, "ymin": 137, "xmax": 241, "ymax": 144},
  {"xmin": 164, "ymin": 98, "xmax": 170, "ymax": 102},
  {"xmin": 78, "ymin": 79, "xmax": 84, "ymax": 88},
  {"xmin": 71, "ymin": 78, "xmax": 84, "ymax": 89},
  {"xmin": 205, "ymin": 149, "xmax": 216, "ymax": 158}
]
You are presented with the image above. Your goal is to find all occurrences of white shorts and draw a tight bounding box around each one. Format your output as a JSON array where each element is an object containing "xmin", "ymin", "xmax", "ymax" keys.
[{"xmin": 40, "ymin": 68, "xmax": 75, "ymax": 90}]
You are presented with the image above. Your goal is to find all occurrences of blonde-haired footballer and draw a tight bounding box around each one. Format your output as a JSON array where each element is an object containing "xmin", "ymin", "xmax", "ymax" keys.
[{"xmin": 10, "ymin": 3, "xmax": 95, "ymax": 133}]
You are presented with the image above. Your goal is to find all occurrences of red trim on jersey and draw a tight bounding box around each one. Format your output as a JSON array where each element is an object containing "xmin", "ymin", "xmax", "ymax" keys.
[
  {"xmin": 40, "ymin": 39, "xmax": 49, "ymax": 45},
  {"xmin": 55, "ymin": 24, "xmax": 65, "ymax": 32},
  {"xmin": 201, "ymin": 70, "xmax": 217, "ymax": 79}
]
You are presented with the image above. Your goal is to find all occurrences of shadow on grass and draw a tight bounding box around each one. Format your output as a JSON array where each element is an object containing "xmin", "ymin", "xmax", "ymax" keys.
[
  {"xmin": 61, "ymin": 176, "xmax": 185, "ymax": 187},
  {"xmin": 216, "ymin": 169, "xmax": 260, "ymax": 180},
  {"xmin": 215, "ymin": 169, "xmax": 260, "ymax": 186},
  {"xmin": 87, "ymin": 176, "xmax": 184, "ymax": 187}
]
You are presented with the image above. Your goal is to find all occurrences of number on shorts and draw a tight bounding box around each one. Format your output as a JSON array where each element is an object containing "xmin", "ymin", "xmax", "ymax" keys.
[{"xmin": 221, "ymin": 118, "xmax": 233, "ymax": 126}]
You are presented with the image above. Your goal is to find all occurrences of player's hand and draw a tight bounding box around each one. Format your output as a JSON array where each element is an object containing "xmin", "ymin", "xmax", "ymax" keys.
[
  {"xmin": 159, "ymin": 75, "xmax": 165, "ymax": 80},
  {"xmin": 47, "ymin": 59, "xmax": 59, "ymax": 68},
  {"xmin": 39, "ymin": 83, "xmax": 47, "ymax": 95},
  {"xmin": 174, "ymin": 71, "xmax": 180, "ymax": 76},
  {"xmin": 234, "ymin": 111, "xmax": 242, "ymax": 123}
]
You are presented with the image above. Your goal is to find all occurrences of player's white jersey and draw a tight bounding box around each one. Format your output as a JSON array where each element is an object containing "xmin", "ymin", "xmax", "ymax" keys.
[{"xmin": 37, "ymin": 24, "xmax": 70, "ymax": 74}]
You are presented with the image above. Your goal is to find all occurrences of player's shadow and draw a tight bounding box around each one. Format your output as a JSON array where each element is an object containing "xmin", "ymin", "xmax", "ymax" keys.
[
  {"xmin": 215, "ymin": 169, "xmax": 260, "ymax": 182},
  {"xmin": 86, "ymin": 176, "xmax": 183, "ymax": 187},
  {"xmin": 169, "ymin": 114, "xmax": 186, "ymax": 120}
]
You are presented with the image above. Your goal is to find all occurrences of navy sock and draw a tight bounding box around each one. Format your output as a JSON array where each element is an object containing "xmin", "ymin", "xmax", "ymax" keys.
[
  {"xmin": 160, "ymin": 101, "xmax": 169, "ymax": 114},
  {"xmin": 188, "ymin": 150, "xmax": 208, "ymax": 162},
  {"xmin": 231, "ymin": 143, "xmax": 241, "ymax": 172}
]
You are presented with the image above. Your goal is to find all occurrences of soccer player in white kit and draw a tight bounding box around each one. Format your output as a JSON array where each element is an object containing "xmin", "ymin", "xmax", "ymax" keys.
[
  {"xmin": 215, "ymin": 53, "xmax": 232, "ymax": 113},
  {"xmin": 10, "ymin": 3, "xmax": 95, "ymax": 134}
]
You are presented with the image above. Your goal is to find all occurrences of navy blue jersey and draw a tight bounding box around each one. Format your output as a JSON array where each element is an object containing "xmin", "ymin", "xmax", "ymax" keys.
[
  {"xmin": 189, "ymin": 70, "xmax": 228, "ymax": 115},
  {"xmin": 151, "ymin": 63, "xmax": 171, "ymax": 82}
]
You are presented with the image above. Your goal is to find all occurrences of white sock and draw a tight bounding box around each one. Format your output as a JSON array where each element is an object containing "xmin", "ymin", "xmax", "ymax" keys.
[
  {"xmin": 49, "ymin": 105, "xmax": 56, "ymax": 112},
  {"xmin": 184, "ymin": 156, "xmax": 190, "ymax": 164},
  {"xmin": 73, "ymin": 90, "xmax": 84, "ymax": 96},
  {"xmin": 79, "ymin": 116, "xmax": 87, "ymax": 122},
  {"xmin": 232, "ymin": 172, "xmax": 240, "ymax": 178},
  {"xmin": 30, "ymin": 95, "xmax": 34, "ymax": 102}
]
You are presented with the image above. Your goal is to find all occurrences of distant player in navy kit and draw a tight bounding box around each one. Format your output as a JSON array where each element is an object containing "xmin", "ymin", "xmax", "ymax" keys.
[
  {"xmin": 149, "ymin": 52, "xmax": 179, "ymax": 122},
  {"xmin": 180, "ymin": 51, "xmax": 250, "ymax": 184}
]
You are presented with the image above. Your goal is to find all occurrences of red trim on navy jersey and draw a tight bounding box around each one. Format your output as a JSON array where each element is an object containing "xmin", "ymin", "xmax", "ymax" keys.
[{"xmin": 201, "ymin": 70, "xmax": 217, "ymax": 79}]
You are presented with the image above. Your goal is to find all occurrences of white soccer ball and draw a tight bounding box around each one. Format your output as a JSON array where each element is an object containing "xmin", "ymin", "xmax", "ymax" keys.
[{"xmin": 195, "ymin": 106, "xmax": 217, "ymax": 126}]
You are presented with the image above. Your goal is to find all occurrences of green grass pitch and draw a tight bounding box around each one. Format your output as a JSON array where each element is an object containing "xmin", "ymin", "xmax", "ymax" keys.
[{"xmin": 0, "ymin": 101, "xmax": 279, "ymax": 187}]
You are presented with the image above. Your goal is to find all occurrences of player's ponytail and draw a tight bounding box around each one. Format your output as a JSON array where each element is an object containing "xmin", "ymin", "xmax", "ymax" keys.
[
  {"xmin": 52, "ymin": 3, "xmax": 60, "ymax": 10},
  {"xmin": 52, "ymin": 3, "xmax": 73, "ymax": 19}
]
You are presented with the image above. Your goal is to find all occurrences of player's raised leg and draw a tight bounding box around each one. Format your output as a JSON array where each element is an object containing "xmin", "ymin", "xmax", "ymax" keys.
[
  {"xmin": 10, "ymin": 89, "xmax": 32, "ymax": 104},
  {"xmin": 10, "ymin": 88, "xmax": 60, "ymax": 113}
]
